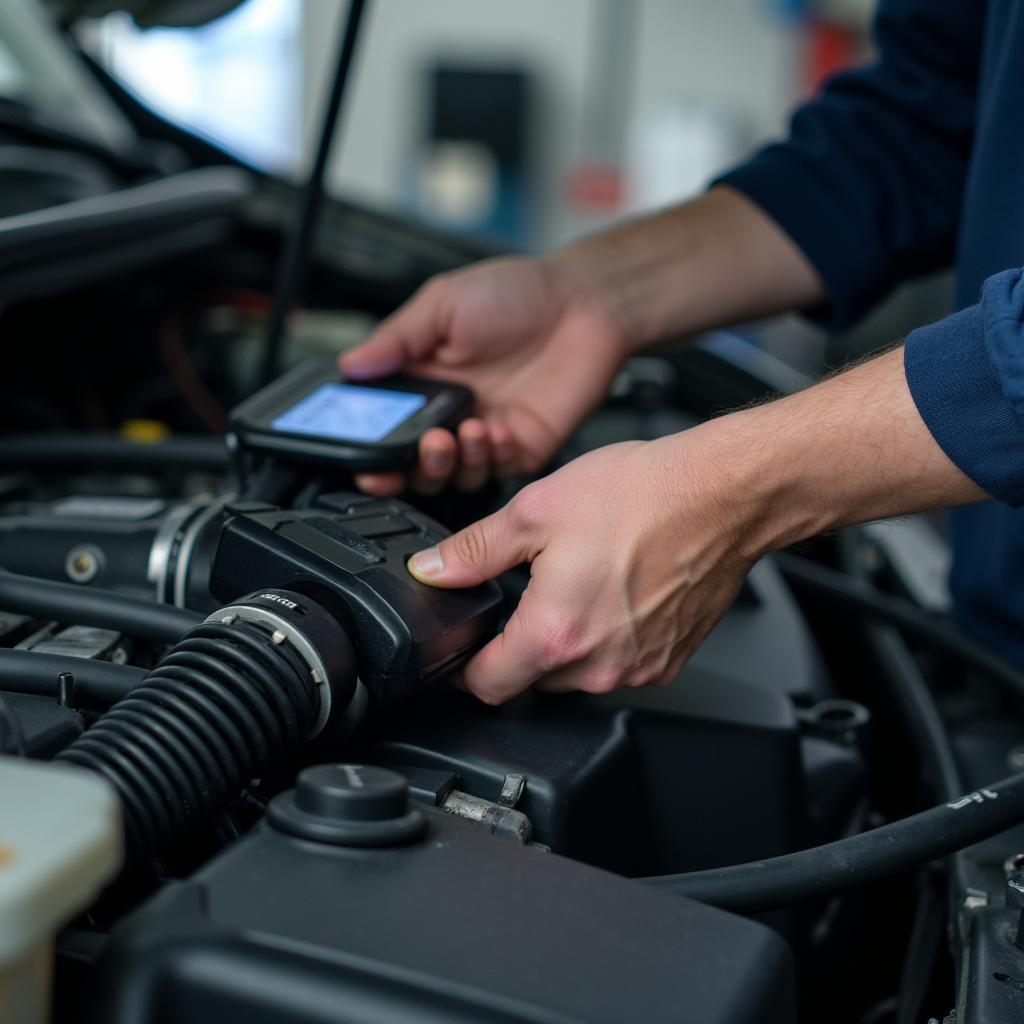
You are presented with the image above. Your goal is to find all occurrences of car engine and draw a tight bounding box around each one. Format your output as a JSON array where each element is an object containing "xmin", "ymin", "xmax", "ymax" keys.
[{"xmin": 3, "ymin": 4, "xmax": 1024, "ymax": 1022}]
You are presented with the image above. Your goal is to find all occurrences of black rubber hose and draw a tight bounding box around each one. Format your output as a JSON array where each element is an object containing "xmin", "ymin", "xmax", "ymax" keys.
[
  {"xmin": 833, "ymin": 533, "xmax": 962, "ymax": 802},
  {"xmin": 642, "ymin": 771, "xmax": 1024, "ymax": 914},
  {"xmin": 866, "ymin": 625, "xmax": 962, "ymax": 801},
  {"xmin": 240, "ymin": 462, "xmax": 303, "ymax": 505},
  {"xmin": 0, "ymin": 571, "xmax": 200, "ymax": 643},
  {"xmin": 896, "ymin": 870, "xmax": 946, "ymax": 1024},
  {"xmin": 773, "ymin": 552, "xmax": 1024, "ymax": 703},
  {"xmin": 0, "ymin": 434, "xmax": 229, "ymax": 471},
  {"xmin": 58, "ymin": 619, "xmax": 319, "ymax": 862},
  {"xmin": 0, "ymin": 692, "xmax": 25, "ymax": 755},
  {"xmin": 0, "ymin": 649, "xmax": 144, "ymax": 707},
  {"xmin": 835, "ymin": 533, "xmax": 962, "ymax": 1024}
]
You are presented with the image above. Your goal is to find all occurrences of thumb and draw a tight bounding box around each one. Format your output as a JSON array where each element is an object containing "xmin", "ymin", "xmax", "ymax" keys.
[
  {"xmin": 340, "ymin": 280, "xmax": 448, "ymax": 380},
  {"xmin": 408, "ymin": 507, "xmax": 532, "ymax": 588}
]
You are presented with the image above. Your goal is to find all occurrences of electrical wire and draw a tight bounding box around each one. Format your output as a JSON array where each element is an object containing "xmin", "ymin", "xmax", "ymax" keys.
[
  {"xmin": 239, "ymin": 462, "xmax": 302, "ymax": 505},
  {"xmin": 834, "ymin": 533, "xmax": 960, "ymax": 1024},
  {"xmin": 0, "ymin": 692, "xmax": 25, "ymax": 755},
  {"xmin": 259, "ymin": 0, "xmax": 369, "ymax": 386},
  {"xmin": 0, "ymin": 434, "xmax": 229, "ymax": 471},
  {"xmin": 642, "ymin": 769, "xmax": 1024, "ymax": 914},
  {"xmin": 773, "ymin": 551, "xmax": 1024, "ymax": 704},
  {"xmin": 866, "ymin": 624, "xmax": 962, "ymax": 801},
  {"xmin": 0, "ymin": 571, "xmax": 200, "ymax": 644},
  {"xmin": 159, "ymin": 317, "xmax": 227, "ymax": 434},
  {"xmin": 895, "ymin": 869, "xmax": 946, "ymax": 1024},
  {"xmin": 862, "ymin": 623, "xmax": 959, "ymax": 1024},
  {"xmin": 831, "ymin": 534, "xmax": 962, "ymax": 802}
]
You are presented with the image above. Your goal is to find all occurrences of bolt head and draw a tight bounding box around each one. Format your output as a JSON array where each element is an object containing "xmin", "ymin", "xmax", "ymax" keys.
[{"xmin": 65, "ymin": 545, "xmax": 102, "ymax": 584}]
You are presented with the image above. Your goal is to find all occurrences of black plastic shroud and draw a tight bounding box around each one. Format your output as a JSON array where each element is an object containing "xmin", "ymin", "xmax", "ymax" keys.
[{"xmin": 211, "ymin": 490, "xmax": 503, "ymax": 702}]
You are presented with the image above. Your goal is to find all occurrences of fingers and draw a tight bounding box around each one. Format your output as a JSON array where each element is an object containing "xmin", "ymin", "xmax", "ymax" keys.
[
  {"xmin": 410, "ymin": 428, "xmax": 458, "ymax": 495},
  {"xmin": 454, "ymin": 419, "xmax": 490, "ymax": 491},
  {"xmin": 353, "ymin": 419, "xmax": 493, "ymax": 498},
  {"xmin": 532, "ymin": 652, "xmax": 684, "ymax": 695},
  {"xmin": 407, "ymin": 501, "xmax": 534, "ymax": 588},
  {"xmin": 488, "ymin": 420, "xmax": 519, "ymax": 477},
  {"xmin": 339, "ymin": 278, "xmax": 449, "ymax": 380},
  {"xmin": 417, "ymin": 418, "xmax": 492, "ymax": 493},
  {"xmin": 461, "ymin": 612, "xmax": 546, "ymax": 704},
  {"xmin": 353, "ymin": 471, "xmax": 405, "ymax": 497},
  {"xmin": 531, "ymin": 658, "xmax": 627, "ymax": 696},
  {"xmin": 530, "ymin": 627, "xmax": 700, "ymax": 696}
]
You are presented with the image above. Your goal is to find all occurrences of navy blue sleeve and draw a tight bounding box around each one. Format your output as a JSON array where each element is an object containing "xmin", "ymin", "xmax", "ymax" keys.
[
  {"xmin": 905, "ymin": 268, "xmax": 1024, "ymax": 507},
  {"xmin": 715, "ymin": 0, "xmax": 986, "ymax": 328}
]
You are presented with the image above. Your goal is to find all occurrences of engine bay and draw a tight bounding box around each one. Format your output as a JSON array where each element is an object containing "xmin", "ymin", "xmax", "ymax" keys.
[
  {"xmin": 0, "ymin": 422, "xmax": 837, "ymax": 1024},
  {"xmin": 3, "ymin": 376, "xmax": 1024, "ymax": 1024},
  {"xmin": 3, "ymin": 6, "xmax": 1024, "ymax": 1022}
]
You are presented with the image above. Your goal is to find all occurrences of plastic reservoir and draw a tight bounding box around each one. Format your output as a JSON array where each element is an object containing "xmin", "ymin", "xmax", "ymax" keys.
[{"xmin": 0, "ymin": 757, "xmax": 121, "ymax": 1024}]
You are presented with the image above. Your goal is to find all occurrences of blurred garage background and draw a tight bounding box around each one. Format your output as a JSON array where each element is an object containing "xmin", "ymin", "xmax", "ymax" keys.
[{"xmin": 64, "ymin": 0, "xmax": 950, "ymax": 376}]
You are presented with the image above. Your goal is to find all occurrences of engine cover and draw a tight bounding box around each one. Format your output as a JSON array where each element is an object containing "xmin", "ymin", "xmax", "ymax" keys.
[{"xmin": 89, "ymin": 791, "xmax": 795, "ymax": 1024}]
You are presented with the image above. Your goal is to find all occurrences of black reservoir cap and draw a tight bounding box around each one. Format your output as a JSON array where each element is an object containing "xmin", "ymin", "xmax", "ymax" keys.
[{"xmin": 268, "ymin": 764, "xmax": 426, "ymax": 847}]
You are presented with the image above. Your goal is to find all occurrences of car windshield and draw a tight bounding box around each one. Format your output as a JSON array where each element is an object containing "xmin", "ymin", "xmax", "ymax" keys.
[
  {"xmin": 73, "ymin": 0, "xmax": 299, "ymax": 171},
  {"xmin": 0, "ymin": 0, "xmax": 134, "ymax": 153}
]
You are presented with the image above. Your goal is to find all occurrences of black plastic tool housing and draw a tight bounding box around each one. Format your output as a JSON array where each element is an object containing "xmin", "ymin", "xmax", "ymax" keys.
[{"xmin": 210, "ymin": 491, "xmax": 503, "ymax": 701}]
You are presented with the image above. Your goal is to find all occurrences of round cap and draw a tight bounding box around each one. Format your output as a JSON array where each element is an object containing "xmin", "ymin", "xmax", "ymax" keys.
[
  {"xmin": 295, "ymin": 764, "xmax": 409, "ymax": 822},
  {"xmin": 268, "ymin": 764, "xmax": 426, "ymax": 847}
]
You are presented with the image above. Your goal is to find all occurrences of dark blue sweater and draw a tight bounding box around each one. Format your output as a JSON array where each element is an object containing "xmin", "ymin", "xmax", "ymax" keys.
[{"xmin": 717, "ymin": 0, "xmax": 1024, "ymax": 665}]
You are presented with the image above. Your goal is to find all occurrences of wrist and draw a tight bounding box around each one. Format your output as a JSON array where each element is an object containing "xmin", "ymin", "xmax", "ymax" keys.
[
  {"xmin": 724, "ymin": 408, "xmax": 832, "ymax": 560},
  {"xmin": 673, "ymin": 406, "xmax": 834, "ymax": 564},
  {"xmin": 676, "ymin": 346, "xmax": 988, "ymax": 563},
  {"xmin": 545, "ymin": 187, "xmax": 828, "ymax": 358},
  {"xmin": 540, "ymin": 241, "xmax": 637, "ymax": 358},
  {"xmin": 546, "ymin": 217, "xmax": 701, "ymax": 355}
]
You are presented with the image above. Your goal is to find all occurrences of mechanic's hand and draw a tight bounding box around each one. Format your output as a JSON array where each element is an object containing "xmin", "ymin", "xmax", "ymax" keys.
[
  {"xmin": 405, "ymin": 431, "xmax": 754, "ymax": 703},
  {"xmin": 339, "ymin": 256, "xmax": 629, "ymax": 497}
]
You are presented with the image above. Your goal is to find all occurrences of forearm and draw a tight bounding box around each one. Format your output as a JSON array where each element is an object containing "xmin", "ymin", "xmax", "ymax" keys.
[
  {"xmin": 545, "ymin": 186, "xmax": 826, "ymax": 352},
  {"xmin": 691, "ymin": 347, "xmax": 987, "ymax": 559}
]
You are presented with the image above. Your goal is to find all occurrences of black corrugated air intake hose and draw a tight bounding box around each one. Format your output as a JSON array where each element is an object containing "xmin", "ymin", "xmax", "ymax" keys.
[{"xmin": 58, "ymin": 589, "xmax": 357, "ymax": 863}]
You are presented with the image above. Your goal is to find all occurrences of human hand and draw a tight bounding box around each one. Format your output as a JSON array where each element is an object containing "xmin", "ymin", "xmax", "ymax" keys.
[
  {"xmin": 339, "ymin": 256, "xmax": 629, "ymax": 497},
  {"xmin": 405, "ymin": 429, "xmax": 756, "ymax": 704},
  {"xmin": 402, "ymin": 342, "xmax": 990, "ymax": 705}
]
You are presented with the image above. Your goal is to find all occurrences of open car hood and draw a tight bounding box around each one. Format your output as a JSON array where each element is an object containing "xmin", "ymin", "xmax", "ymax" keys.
[{"xmin": 42, "ymin": 0, "xmax": 244, "ymax": 29}]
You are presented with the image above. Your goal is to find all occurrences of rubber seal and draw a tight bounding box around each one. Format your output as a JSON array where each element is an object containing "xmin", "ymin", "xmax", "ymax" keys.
[{"xmin": 267, "ymin": 790, "xmax": 426, "ymax": 847}]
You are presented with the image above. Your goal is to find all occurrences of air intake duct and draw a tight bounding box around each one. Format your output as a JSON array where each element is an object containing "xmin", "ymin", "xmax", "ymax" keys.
[{"xmin": 58, "ymin": 590, "xmax": 356, "ymax": 862}]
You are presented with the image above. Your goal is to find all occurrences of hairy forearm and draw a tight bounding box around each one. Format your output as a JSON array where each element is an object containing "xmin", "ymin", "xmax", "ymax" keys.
[
  {"xmin": 546, "ymin": 186, "xmax": 826, "ymax": 351},
  {"xmin": 686, "ymin": 347, "xmax": 987, "ymax": 558}
]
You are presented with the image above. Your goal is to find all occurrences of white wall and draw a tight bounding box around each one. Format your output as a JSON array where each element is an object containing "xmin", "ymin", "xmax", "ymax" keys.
[
  {"xmin": 629, "ymin": 0, "xmax": 797, "ymax": 149},
  {"xmin": 304, "ymin": 0, "xmax": 594, "ymax": 246},
  {"xmin": 303, "ymin": 0, "xmax": 801, "ymax": 248}
]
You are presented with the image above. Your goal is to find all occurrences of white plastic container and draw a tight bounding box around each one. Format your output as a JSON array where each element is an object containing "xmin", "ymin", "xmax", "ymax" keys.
[{"xmin": 0, "ymin": 756, "xmax": 122, "ymax": 1024}]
